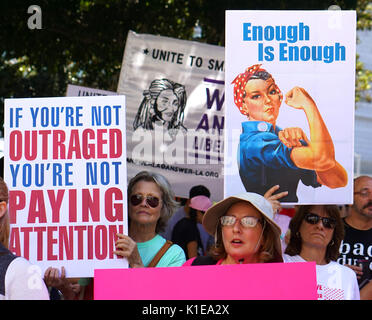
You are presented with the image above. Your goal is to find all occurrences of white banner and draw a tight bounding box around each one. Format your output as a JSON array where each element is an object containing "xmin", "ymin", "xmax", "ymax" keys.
[
  {"xmin": 66, "ymin": 84, "xmax": 117, "ymax": 97},
  {"xmin": 4, "ymin": 96, "xmax": 128, "ymax": 277},
  {"xmin": 225, "ymin": 10, "xmax": 356, "ymax": 205},
  {"xmin": 117, "ymin": 31, "xmax": 225, "ymax": 202}
]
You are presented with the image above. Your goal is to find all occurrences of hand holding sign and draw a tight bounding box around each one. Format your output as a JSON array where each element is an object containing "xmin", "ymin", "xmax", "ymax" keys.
[
  {"xmin": 264, "ymin": 185, "xmax": 288, "ymax": 213},
  {"xmin": 114, "ymin": 233, "xmax": 144, "ymax": 268}
]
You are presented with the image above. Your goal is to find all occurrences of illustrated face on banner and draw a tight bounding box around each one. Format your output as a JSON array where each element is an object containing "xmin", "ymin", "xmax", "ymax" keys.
[
  {"xmin": 225, "ymin": 11, "xmax": 356, "ymax": 205},
  {"xmin": 243, "ymin": 78, "xmax": 282, "ymax": 125},
  {"xmin": 232, "ymin": 64, "xmax": 283, "ymax": 123},
  {"xmin": 133, "ymin": 78, "xmax": 187, "ymax": 133},
  {"xmin": 156, "ymin": 89, "xmax": 179, "ymax": 123},
  {"xmin": 118, "ymin": 31, "xmax": 226, "ymax": 202}
]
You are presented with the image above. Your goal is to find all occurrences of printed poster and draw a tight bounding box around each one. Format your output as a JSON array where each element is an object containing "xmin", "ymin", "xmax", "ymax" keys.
[
  {"xmin": 225, "ymin": 10, "xmax": 356, "ymax": 204},
  {"xmin": 117, "ymin": 31, "xmax": 225, "ymax": 202},
  {"xmin": 4, "ymin": 95, "xmax": 128, "ymax": 277}
]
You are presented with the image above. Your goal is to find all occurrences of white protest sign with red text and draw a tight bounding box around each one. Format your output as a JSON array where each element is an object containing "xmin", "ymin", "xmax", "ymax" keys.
[{"xmin": 4, "ymin": 96, "xmax": 128, "ymax": 277}]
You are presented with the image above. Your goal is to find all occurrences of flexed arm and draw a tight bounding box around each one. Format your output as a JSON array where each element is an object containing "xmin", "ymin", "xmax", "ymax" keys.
[{"xmin": 284, "ymin": 87, "xmax": 347, "ymax": 188}]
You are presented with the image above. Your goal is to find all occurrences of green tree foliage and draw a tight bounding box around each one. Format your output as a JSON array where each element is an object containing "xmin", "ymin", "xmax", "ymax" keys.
[
  {"xmin": 0, "ymin": 0, "xmax": 370, "ymax": 134},
  {"xmin": 356, "ymin": 0, "xmax": 372, "ymax": 102}
]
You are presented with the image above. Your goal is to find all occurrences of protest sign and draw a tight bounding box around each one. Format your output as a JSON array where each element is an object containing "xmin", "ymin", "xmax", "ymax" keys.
[
  {"xmin": 224, "ymin": 10, "xmax": 356, "ymax": 205},
  {"xmin": 117, "ymin": 31, "xmax": 225, "ymax": 202},
  {"xmin": 66, "ymin": 84, "xmax": 117, "ymax": 97},
  {"xmin": 94, "ymin": 262, "xmax": 317, "ymax": 300},
  {"xmin": 4, "ymin": 95, "xmax": 128, "ymax": 277}
]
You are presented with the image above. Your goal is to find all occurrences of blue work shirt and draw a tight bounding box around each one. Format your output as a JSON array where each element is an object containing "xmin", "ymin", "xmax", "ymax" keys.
[{"xmin": 238, "ymin": 121, "xmax": 321, "ymax": 202}]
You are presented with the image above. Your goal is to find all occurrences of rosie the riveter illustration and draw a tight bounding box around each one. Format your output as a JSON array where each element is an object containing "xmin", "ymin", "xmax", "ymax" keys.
[
  {"xmin": 133, "ymin": 78, "xmax": 187, "ymax": 137},
  {"xmin": 232, "ymin": 64, "xmax": 347, "ymax": 202}
]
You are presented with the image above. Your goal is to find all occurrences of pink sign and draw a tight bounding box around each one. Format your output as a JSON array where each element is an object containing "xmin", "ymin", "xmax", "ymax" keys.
[{"xmin": 94, "ymin": 262, "xmax": 317, "ymax": 300}]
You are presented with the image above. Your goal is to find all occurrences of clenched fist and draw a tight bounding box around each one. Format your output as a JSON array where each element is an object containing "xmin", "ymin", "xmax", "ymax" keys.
[{"xmin": 285, "ymin": 86, "xmax": 316, "ymax": 110}]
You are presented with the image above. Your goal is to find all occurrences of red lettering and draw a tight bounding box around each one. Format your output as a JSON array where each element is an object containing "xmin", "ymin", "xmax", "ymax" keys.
[
  {"xmin": 47, "ymin": 190, "xmax": 65, "ymax": 223},
  {"xmin": 69, "ymin": 189, "xmax": 77, "ymax": 222},
  {"xmin": 67, "ymin": 129, "xmax": 82, "ymax": 159},
  {"xmin": 9, "ymin": 224, "xmax": 123, "ymax": 262},
  {"xmin": 96, "ymin": 129, "xmax": 108, "ymax": 158},
  {"xmin": 105, "ymin": 187, "xmax": 123, "ymax": 222},
  {"xmin": 109, "ymin": 129, "xmax": 122, "ymax": 158},
  {"xmin": 28, "ymin": 190, "xmax": 47, "ymax": 223},
  {"xmin": 20, "ymin": 227, "xmax": 33, "ymax": 260},
  {"xmin": 9, "ymin": 190, "xmax": 26, "ymax": 224},
  {"xmin": 34, "ymin": 227, "xmax": 46, "ymax": 261},
  {"xmin": 9, "ymin": 227, "xmax": 21, "ymax": 256},
  {"xmin": 75, "ymin": 226, "xmax": 86, "ymax": 260},
  {"xmin": 9, "ymin": 130, "xmax": 22, "ymax": 161},
  {"xmin": 82, "ymin": 188, "xmax": 100, "ymax": 222},
  {"xmin": 24, "ymin": 131, "xmax": 38, "ymax": 160},
  {"xmin": 82, "ymin": 129, "xmax": 95, "ymax": 159},
  {"xmin": 88, "ymin": 225, "xmax": 94, "ymax": 259},
  {"xmin": 47, "ymin": 226, "xmax": 58, "ymax": 260},
  {"xmin": 59, "ymin": 226, "xmax": 74, "ymax": 260},
  {"xmin": 53, "ymin": 130, "xmax": 66, "ymax": 159},
  {"xmin": 8, "ymin": 128, "xmax": 123, "ymax": 161},
  {"xmin": 95, "ymin": 225, "xmax": 107, "ymax": 260},
  {"xmin": 39, "ymin": 130, "xmax": 51, "ymax": 159}
]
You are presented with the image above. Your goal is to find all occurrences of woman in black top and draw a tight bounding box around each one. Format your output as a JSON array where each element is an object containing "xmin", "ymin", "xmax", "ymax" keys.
[{"xmin": 172, "ymin": 195, "xmax": 212, "ymax": 259}]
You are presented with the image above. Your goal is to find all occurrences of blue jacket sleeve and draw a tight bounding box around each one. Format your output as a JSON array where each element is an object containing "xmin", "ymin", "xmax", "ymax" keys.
[{"xmin": 240, "ymin": 131, "xmax": 298, "ymax": 170}]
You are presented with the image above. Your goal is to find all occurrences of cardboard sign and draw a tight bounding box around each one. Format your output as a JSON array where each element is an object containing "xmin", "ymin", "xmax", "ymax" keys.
[
  {"xmin": 225, "ymin": 10, "xmax": 356, "ymax": 204},
  {"xmin": 4, "ymin": 95, "xmax": 128, "ymax": 277},
  {"xmin": 94, "ymin": 262, "xmax": 317, "ymax": 300}
]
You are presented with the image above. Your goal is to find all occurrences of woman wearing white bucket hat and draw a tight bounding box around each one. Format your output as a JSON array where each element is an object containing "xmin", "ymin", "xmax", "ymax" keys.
[{"xmin": 183, "ymin": 191, "xmax": 284, "ymax": 266}]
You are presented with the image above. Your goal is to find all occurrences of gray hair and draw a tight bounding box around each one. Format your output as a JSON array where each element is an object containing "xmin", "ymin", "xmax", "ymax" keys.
[{"xmin": 127, "ymin": 171, "xmax": 179, "ymax": 233}]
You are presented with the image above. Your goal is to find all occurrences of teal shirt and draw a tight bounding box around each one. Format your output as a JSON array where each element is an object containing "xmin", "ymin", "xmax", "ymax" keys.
[
  {"xmin": 137, "ymin": 234, "xmax": 186, "ymax": 267},
  {"xmin": 78, "ymin": 234, "xmax": 186, "ymax": 288}
]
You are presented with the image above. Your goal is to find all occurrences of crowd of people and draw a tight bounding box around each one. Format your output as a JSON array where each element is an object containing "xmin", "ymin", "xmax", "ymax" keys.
[{"xmin": 0, "ymin": 168, "xmax": 371, "ymax": 300}]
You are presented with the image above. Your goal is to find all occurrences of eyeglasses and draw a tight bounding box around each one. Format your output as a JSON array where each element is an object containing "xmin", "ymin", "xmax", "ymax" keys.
[
  {"xmin": 130, "ymin": 194, "xmax": 160, "ymax": 208},
  {"xmin": 304, "ymin": 213, "xmax": 336, "ymax": 229},
  {"xmin": 220, "ymin": 215, "xmax": 262, "ymax": 228},
  {"xmin": 354, "ymin": 189, "xmax": 371, "ymax": 198}
]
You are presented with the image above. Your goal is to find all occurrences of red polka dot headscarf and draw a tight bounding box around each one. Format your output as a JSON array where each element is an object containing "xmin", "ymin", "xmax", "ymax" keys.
[{"xmin": 231, "ymin": 64, "xmax": 281, "ymax": 116}]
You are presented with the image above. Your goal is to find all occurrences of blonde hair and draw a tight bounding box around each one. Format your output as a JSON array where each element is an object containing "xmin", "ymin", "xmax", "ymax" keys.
[{"xmin": 0, "ymin": 178, "xmax": 10, "ymax": 248}]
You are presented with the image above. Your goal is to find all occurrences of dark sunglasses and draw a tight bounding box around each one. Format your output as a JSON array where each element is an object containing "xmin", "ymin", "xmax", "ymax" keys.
[
  {"xmin": 130, "ymin": 194, "xmax": 160, "ymax": 208},
  {"xmin": 304, "ymin": 213, "xmax": 336, "ymax": 229}
]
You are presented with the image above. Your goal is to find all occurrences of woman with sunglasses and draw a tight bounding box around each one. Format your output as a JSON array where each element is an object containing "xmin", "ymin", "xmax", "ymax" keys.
[
  {"xmin": 284, "ymin": 205, "xmax": 360, "ymax": 300},
  {"xmin": 114, "ymin": 171, "xmax": 186, "ymax": 267},
  {"xmin": 183, "ymin": 191, "xmax": 284, "ymax": 266}
]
